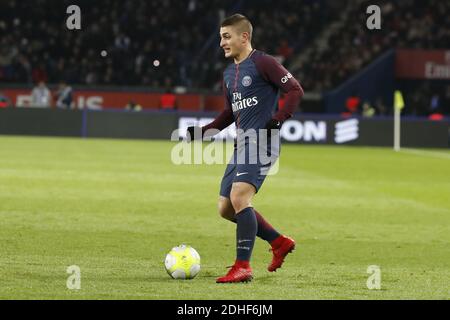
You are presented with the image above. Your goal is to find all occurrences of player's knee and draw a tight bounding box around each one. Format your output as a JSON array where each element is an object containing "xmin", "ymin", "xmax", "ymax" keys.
[
  {"xmin": 230, "ymin": 193, "xmax": 250, "ymax": 213},
  {"xmin": 230, "ymin": 183, "xmax": 255, "ymax": 213}
]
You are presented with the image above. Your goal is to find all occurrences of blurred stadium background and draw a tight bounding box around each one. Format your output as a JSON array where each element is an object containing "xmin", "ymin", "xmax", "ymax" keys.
[
  {"xmin": 0, "ymin": 0, "xmax": 449, "ymax": 139},
  {"xmin": 0, "ymin": 0, "xmax": 449, "ymax": 300}
]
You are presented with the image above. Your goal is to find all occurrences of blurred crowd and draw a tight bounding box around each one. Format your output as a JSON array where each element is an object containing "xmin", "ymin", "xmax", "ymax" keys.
[
  {"xmin": 341, "ymin": 81, "xmax": 450, "ymax": 118},
  {"xmin": 0, "ymin": 0, "xmax": 448, "ymax": 116},
  {"xmin": 0, "ymin": 0, "xmax": 220, "ymax": 88},
  {"xmin": 296, "ymin": 0, "xmax": 450, "ymax": 92},
  {"xmin": 0, "ymin": 0, "xmax": 335, "ymax": 89},
  {"xmin": 405, "ymin": 81, "xmax": 450, "ymax": 117}
]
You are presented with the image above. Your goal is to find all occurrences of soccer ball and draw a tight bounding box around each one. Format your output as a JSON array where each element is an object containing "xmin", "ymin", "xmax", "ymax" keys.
[{"xmin": 164, "ymin": 245, "xmax": 201, "ymax": 279}]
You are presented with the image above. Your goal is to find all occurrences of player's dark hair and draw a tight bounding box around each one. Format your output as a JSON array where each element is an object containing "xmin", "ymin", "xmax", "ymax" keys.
[{"xmin": 220, "ymin": 14, "xmax": 253, "ymax": 41}]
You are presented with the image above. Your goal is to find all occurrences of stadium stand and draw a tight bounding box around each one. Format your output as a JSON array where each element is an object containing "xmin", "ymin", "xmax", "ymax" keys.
[
  {"xmin": 293, "ymin": 0, "xmax": 450, "ymax": 92},
  {"xmin": 0, "ymin": 0, "xmax": 341, "ymax": 89},
  {"xmin": 0, "ymin": 0, "xmax": 448, "ymax": 115}
]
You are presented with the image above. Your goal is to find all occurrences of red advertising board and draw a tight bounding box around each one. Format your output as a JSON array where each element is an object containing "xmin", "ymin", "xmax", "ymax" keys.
[
  {"xmin": 396, "ymin": 49, "xmax": 450, "ymax": 79},
  {"xmin": 0, "ymin": 88, "xmax": 225, "ymax": 111}
]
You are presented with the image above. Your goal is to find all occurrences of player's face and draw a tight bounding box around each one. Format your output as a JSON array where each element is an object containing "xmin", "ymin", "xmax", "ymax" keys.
[{"xmin": 220, "ymin": 26, "xmax": 245, "ymax": 59}]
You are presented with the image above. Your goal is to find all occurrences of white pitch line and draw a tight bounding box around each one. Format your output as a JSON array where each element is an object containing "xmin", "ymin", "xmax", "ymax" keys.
[{"xmin": 400, "ymin": 148, "xmax": 450, "ymax": 160}]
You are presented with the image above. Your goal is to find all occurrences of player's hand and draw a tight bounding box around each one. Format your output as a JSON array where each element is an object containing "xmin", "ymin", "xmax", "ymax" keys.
[
  {"xmin": 186, "ymin": 126, "xmax": 202, "ymax": 142},
  {"xmin": 264, "ymin": 119, "xmax": 282, "ymax": 139}
]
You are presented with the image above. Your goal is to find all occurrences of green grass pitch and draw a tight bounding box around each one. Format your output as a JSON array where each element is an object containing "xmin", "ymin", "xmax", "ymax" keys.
[{"xmin": 0, "ymin": 135, "xmax": 449, "ymax": 299}]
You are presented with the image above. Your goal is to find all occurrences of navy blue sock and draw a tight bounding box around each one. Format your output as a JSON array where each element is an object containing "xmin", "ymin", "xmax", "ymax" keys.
[{"xmin": 236, "ymin": 207, "xmax": 257, "ymax": 262}]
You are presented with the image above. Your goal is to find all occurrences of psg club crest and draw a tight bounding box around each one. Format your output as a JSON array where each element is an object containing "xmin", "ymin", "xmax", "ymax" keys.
[{"xmin": 242, "ymin": 75, "xmax": 252, "ymax": 87}]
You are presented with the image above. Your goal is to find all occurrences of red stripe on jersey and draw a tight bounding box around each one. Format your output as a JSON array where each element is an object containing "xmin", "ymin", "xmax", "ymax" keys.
[{"xmin": 234, "ymin": 64, "xmax": 239, "ymax": 93}]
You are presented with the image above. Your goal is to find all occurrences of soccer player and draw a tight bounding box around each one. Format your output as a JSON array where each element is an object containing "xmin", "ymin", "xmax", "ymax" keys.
[{"xmin": 187, "ymin": 14, "xmax": 304, "ymax": 283}]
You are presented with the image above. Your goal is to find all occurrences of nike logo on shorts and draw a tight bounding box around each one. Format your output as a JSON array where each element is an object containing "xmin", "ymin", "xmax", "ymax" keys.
[{"xmin": 236, "ymin": 172, "xmax": 248, "ymax": 177}]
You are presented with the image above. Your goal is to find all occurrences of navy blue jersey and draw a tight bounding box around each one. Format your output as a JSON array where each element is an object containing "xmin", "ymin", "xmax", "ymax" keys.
[
  {"xmin": 202, "ymin": 49, "xmax": 303, "ymax": 135},
  {"xmin": 203, "ymin": 50, "xmax": 304, "ymax": 196}
]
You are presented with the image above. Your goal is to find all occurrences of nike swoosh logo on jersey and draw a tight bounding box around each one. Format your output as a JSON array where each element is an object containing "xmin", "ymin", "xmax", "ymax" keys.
[{"xmin": 236, "ymin": 172, "xmax": 248, "ymax": 177}]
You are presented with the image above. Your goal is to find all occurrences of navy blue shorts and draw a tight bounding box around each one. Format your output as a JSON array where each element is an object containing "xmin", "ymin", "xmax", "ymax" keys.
[{"xmin": 219, "ymin": 140, "xmax": 279, "ymax": 198}]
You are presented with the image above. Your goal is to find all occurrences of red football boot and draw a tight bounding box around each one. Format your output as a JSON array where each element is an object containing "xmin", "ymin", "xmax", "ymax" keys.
[
  {"xmin": 216, "ymin": 261, "xmax": 253, "ymax": 283},
  {"xmin": 268, "ymin": 235, "xmax": 296, "ymax": 272}
]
